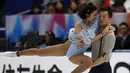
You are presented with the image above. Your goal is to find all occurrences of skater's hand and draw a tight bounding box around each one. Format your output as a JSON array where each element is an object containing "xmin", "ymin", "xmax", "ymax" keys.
[
  {"xmin": 102, "ymin": 29, "xmax": 113, "ymax": 36},
  {"xmin": 102, "ymin": 25, "xmax": 110, "ymax": 35},
  {"xmin": 102, "ymin": 24, "xmax": 115, "ymax": 36},
  {"xmin": 76, "ymin": 36, "xmax": 83, "ymax": 41},
  {"xmin": 76, "ymin": 40, "xmax": 84, "ymax": 48},
  {"xmin": 76, "ymin": 36, "xmax": 84, "ymax": 48}
]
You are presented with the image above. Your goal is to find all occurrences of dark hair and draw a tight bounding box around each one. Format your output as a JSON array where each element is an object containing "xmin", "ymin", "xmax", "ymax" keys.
[
  {"xmin": 55, "ymin": 0, "xmax": 65, "ymax": 13},
  {"xmin": 47, "ymin": 3, "xmax": 54, "ymax": 8},
  {"xmin": 119, "ymin": 22, "xmax": 129, "ymax": 31},
  {"xmin": 55, "ymin": 0, "xmax": 64, "ymax": 6},
  {"xmin": 78, "ymin": 3, "xmax": 97, "ymax": 19},
  {"xmin": 100, "ymin": 7, "xmax": 113, "ymax": 18}
]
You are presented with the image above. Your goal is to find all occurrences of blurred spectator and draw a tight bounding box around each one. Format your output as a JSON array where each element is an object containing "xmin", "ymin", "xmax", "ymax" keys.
[
  {"xmin": 111, "ymin": 0, "xmax": 126, "ymax": 12},
  {"xmin": 37, "ymin": 35, "xmax": 46, "ymax": 48},
  {"xmin": 70, "ymin": 0, "xmax": 79, "ymax": 13},
  {"xmin": 14, "ymin": 36, "xmax": 27, "ymax": 51},
  {"xmin": 79, "ymin": 0, "xmax": 88, "ymax": 8},
  {"xmin": 55, "ymin": 0, "xmax": 65, "ymax": 13},
  {"xmin": 46, "ymin": 3, "xmax": 56, "ymax": 14},
  {"xmin": 24, "ymin": 31, "xmax": 39, "ymax": 49},
  {"xmin": 114, "ymin": 22, "xmax": 130, "ymax": 49},
  {"xmin": 26, "ymin": 0, "xmax": 42, "ymax": 15},
  {"xmin": 67, "ymin": 8, "xmax": 73, "ymax": 14},
  {"xmin": 103, "ymin": 0, "xmax": 110, "ymax": 7},
  {"xmin": 42, "ymin": 31, "xmax": 64, "ymax": 47},
  {"xmin": 30, "ymin": 4, "xmax": 42, "ymax": 14}
]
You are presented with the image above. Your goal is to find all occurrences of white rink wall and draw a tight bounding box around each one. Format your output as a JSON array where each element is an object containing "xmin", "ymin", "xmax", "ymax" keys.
[{"xmin": 0, "ymin": 52, "xmax": 130, "ymax": 73}]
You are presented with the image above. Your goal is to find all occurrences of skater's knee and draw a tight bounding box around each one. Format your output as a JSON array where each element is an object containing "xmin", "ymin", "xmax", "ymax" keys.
[{"xmin": 83, "ymin": 59, "xmax": 93, "ymax": 67}]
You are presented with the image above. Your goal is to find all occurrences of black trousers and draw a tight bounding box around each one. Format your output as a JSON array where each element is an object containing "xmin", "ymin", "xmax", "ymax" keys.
[{"xmin": 89, "ymin": 62, "xmax": 112, "ymax": 73}]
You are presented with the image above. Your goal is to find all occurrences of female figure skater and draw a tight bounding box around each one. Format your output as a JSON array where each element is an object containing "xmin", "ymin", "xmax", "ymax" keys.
[{"xmin": 1, "ymin": 3, "xmax": 114, "ymax": 73}]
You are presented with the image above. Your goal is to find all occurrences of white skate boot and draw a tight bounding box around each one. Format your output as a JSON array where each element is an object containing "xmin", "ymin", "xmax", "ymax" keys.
[{"xmin": 0, "ymin": 51, "xmax": 17, "ymax": 57}]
